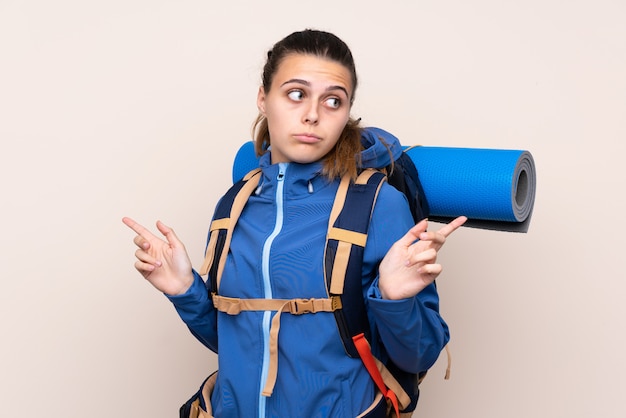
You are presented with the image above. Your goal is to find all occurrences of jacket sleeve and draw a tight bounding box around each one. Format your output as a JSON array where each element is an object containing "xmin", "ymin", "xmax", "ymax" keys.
[
  {"xmin": 363, "ymin": 183, "xmax": 450, "ymax": 373},
  {"xmin": 166, "ymin": 269, "xmax": 219, "ymax": 353}
]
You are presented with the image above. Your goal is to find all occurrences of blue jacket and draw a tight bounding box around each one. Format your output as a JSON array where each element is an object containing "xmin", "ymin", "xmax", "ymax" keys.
[{"xmin": 168, "ymin": 129, "xmax": 450, "ymax": 417}]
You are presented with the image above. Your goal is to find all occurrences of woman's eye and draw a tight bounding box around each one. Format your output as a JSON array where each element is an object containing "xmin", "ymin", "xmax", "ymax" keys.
[
  {"xmin": 287, "ymin": 90, "xmax": 304, "ymax": 101},
  {"xmin": 325, "ymin": 97, "xmax": 341, "ymax": 109}
]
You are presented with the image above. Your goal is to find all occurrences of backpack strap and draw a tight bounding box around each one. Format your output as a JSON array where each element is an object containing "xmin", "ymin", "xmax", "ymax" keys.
[
  {"xmin": 199, "ymin": 168, "xmax": 262, "ymax": 289},
  {"xmin": 324, "ymin": 169, "xmax": 386, "ymax": 358},
  {"xmin": 329, "ymin": 164, "xmax": 453, "ymax": 416},
  {"xmin": 325, "ymin": 170, "xmax": 414, "ymax": 414},
  {"xmin": 353, "ymin": 333, "xmax": 411, "ymax": 418}
]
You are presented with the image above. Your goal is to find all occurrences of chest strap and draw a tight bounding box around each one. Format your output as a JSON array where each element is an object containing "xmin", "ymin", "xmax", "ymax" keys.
[
  {"xmin": 212, "ymin": 294, "xmax": 341, "ymax": 315},
  {"xmin": 212, "ymin": 293, "xmax": 342, "ymax": 396}
]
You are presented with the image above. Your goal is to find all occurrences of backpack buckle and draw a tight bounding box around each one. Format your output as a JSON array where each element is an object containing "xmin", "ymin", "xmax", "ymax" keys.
[{"xmin": 289, "ymin": 298, "xmax": 315, "ymax": 314}]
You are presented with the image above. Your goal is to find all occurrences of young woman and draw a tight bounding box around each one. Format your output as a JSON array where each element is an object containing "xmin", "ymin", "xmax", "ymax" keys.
[{"xmin": 123, "ymin": 29, "xmax": 465, "ymax": 417}]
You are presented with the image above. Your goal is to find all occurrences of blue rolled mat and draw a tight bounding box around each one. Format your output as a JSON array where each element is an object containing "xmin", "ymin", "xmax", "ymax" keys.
[
  {"xmin": 232, "ymin": 141, "xmax": 536, "ymax": 233},
  {"xmin": 403, "ymin": 146, "xmax": 535, "ymax": 232}
]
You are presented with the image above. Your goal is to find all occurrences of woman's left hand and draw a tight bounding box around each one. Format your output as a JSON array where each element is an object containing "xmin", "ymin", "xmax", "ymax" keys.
[{"xmin": 378, "ymin": 216, "xmax": 467, "ymax": 300}]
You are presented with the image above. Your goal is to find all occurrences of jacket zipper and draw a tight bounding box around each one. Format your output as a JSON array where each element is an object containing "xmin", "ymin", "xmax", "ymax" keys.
[{"xmin": 258, "ymin": 163, "xmax": 287, "ymax": 418}]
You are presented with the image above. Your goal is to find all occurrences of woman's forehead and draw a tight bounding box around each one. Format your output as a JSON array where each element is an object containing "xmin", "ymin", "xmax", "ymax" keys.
[{"xmin": 273, "ymin": 54, "xmax": 353, "ymax": 94}]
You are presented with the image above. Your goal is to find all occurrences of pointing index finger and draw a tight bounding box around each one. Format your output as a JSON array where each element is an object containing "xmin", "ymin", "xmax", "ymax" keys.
[
  {"xmin": 437, "ymin": 216, "xmax": 468, "ymax": 238},
  {"xmin": 122, "ymin": 217, "xmax": 156, "ymax": 239}
]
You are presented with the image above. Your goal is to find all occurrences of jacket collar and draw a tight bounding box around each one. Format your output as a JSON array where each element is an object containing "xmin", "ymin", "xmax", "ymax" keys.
[{"xmin": 257, "ymin": 152, "xmax": 331, "ymax": 199}]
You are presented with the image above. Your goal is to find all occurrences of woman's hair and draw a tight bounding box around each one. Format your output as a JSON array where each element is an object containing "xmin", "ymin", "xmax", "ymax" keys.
[{"xmin": 252, "ymin": 29, "xmax": 363, "ymax": 180}]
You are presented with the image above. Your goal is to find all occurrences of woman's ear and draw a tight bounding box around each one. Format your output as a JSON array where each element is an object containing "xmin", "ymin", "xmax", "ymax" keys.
[{"xmin": 257, "ymin": 86, "xmax": 266, "ymax": 115}]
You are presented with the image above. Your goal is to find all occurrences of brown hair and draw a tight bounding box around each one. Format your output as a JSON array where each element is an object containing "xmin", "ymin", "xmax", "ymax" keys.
[{"xmin": 252, "ymin": 29, "xmax": 362, "ymax": 180}]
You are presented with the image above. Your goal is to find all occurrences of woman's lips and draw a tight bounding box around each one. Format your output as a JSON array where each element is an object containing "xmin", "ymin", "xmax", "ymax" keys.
[{"xmin": 293, "ymin": 133, "xmax": 321, "ymax": 144}]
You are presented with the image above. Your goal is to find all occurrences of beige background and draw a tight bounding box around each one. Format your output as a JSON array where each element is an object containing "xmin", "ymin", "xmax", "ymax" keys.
[{"xmin": 1, "ymin": 0, "xmax": 624, "ymax": 417}]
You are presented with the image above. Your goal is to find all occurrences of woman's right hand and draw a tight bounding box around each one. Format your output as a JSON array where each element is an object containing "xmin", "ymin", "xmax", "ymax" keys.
[{"xmin": 122, "ymin": 217, "xmax": 194, "ymax": 296}]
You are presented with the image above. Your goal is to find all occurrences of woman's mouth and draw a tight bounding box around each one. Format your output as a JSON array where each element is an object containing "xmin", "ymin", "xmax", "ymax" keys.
[{"xmin": 293, "ymin": 133, "xmax": 321, "ymax": 144}]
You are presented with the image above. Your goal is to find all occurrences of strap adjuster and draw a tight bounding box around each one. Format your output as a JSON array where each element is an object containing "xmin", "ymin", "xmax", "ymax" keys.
[
  {"xmin": 289, "ymin": 298, "xmax": 315, "ymax": 315},
  {"xmin": 330, "ymin": 295, "xmax": 342, "ymax": 310}
]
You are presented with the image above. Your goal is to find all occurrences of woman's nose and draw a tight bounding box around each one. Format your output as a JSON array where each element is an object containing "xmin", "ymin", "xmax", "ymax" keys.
[{"xmin": 303, "ymin": 103, "xmax": 319, "ymax": 124}]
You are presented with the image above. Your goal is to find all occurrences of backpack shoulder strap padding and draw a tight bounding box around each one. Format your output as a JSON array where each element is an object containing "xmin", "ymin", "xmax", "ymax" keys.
[
  {"xmin": 326, "ymin": 169, "xmax": 386, "ymax": 294},
  {"xmin": 326, "ymin": 168, "xmax": 429, "ymax": 415},
  {"xmin": 199, "ymin": 168, "xmax": 262, "ymax": 291},
  {"xmin": 324, "ymin": 169, "xmax": 387, "ymax": 358}
]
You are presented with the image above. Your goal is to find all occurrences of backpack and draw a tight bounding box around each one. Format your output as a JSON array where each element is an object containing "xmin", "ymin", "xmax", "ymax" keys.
[{"xmin": 180, "ymin": 133, "xmax": 446, "ymax": 418}]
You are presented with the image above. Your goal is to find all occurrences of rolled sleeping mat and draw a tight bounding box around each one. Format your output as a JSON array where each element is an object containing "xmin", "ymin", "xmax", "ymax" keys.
[
  {"xmin": 403, "ymin": 146, "xmax": 536, "ymax": 232},
  {"xmin": 232, "ymin": 142, "xmax": 536, "ymax": 233}
]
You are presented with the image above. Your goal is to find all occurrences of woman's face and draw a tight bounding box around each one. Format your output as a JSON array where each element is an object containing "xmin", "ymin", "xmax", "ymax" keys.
[{"xmin": 257, "ymin": 53, "xmax": 353, "ymax": 165}]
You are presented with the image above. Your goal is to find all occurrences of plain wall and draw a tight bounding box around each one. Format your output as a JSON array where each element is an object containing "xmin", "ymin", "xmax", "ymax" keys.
[{"xmin": 1, "ymin": 1, "xmax": 624, "ymax": 416}]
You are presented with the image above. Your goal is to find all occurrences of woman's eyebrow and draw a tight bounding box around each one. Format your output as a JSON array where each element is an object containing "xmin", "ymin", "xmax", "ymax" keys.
[{"xmin": 280, "ymin": 78, "xmax": 349, "ymax": 98}]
